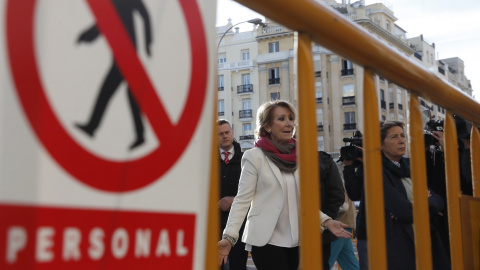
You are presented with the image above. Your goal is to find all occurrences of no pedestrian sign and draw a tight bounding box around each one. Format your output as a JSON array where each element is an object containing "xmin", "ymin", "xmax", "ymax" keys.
[{"xmin": 0, "ymin": 0, "xmax": 216, "ymax": 268}]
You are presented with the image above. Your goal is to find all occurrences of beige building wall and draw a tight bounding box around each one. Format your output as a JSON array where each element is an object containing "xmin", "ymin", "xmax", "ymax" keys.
[
  {"xmin": 217, "ymin": 0, "xmax": 475, "ymax": 153},
  {"xmin": 216, "ymin": 20, "xmax": 261, "ymax": 150}
]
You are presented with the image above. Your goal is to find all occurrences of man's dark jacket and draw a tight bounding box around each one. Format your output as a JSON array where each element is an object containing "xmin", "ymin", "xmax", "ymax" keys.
[
  {"xmin": 319, "ymin": 151, "xmax": 345, "ymax": 243},
  {"xmin": 219, "ymin": 140, "xmax": 243, "ymax": 233}
]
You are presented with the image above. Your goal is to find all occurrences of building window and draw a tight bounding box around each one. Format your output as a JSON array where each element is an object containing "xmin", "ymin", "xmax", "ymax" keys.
[
  {"xmin": 314, "ymin": 60, "xmax": 321, "ymax": 77},
  {"xmin": 243, "ymin": 99, "xmax": 251, "ymax": 110},
  {"xmin": 380, "ymin": 89, "xmax": 386, "ymax": 109},
  {"xmin": 343, "ymin": 84, "xmax": 354, "ymax": 96},
  {"xmin": 317, "ymin": 136, "xmax": 324, "ymax": 151},
  {"xmin": 242, "ymin": 50, "xmax": 250, "ymax": 61},
  {"xmin": 389, "ymin": 88, "xmax": 394, "ymax": 107},
  {"xmin": 386, "ymin": 20, "xmax": 391, "ymax": 31},
  {"xmin": 341, "ymin": 59, "xmax": 354, "ymax": 76},
  {"xmin": 396, "ymin": 89, "xmax": 402, "ymax": 105},
  {"xmin": 344, "ymin": 112, "xmax": 356, "ymax": 130},
  {"xmin": 242, "ymin": 73, "xmax": 251, "ymax": 85},
  {"xmin": 269, "ymin": 67, "xmax": 280, "ymax": 84},
  {"xmin": 218, "ymin": 75, "xmax": 224, "ymax": 91},
  {"xmin": 218, "ymin": 100, "xmax": 224, "ymax": 116},
  {"xmin": 243, "ymin": 123, "xmax": 252, "ymax": 135},
  {"xmin": 218, "ymin": 53, "xmax": 226, "ymax": 63},
  {"xmin": 269, "ymin": 42, "xmax": 279, "ymax": 53},
  {"xmin": 239, "ymin": 100, "xmax": 252, "ymax": 119},
  {"xmin": 316, "ymin": 109, "xmax": 323, "ymax": 126},
  {"xmin": 270, "ymin": 92, "xmax": 281, "ymax": 100},
  {"xmin": 315, "ymin": 82, "xmax": 322, "ymax": 103},
  {"xmin": 342, "ymin": 84, "xmax": 355, "ymax": 105},
  {"xmin": 316, "ymin": 91, "xmax": 322, "ymax": 103}
]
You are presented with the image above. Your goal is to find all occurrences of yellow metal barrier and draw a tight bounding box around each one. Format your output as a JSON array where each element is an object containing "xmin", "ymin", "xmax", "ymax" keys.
[
  {"xmin": 362, "ymin": 68, "xmax": 387, "ymax": 270},
  {"xmin": 207, "ymin": 0, "xmax": 480, "ymax": 269},
  {"xmin": 408, "ymin": 93, "xmax": 433, "ymax": 270},
  {"xmin": 444, "ymin": 112, "xmax": 465, "ymax": 270},
  {"xmin": 472, "ymin": 126, "xmax": 480, "ymax": 199},
  {"xmin": 297, "ymin": 32, "xmax": 323, "ymax": 270}
]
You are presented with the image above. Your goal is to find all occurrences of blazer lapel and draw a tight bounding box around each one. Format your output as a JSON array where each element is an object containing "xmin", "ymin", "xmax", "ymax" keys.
[
  {"xmin": 266, "ymin": 156, "xmax": 285, "ymax": 191},
  {"xmin": 294, "ymin": 170, "xmax": 299, "ymax": 191}
]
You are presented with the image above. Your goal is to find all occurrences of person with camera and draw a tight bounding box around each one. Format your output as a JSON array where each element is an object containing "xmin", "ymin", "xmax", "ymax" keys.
[
  {"xmin": 343, "ymin": 121, "xmax": 447, "ymax": 270},
  {"xmin": 423, "ymin": 116, "xmax": 475, "ymax": 270},
  {"xmin": 340, "ymin": 132, "xmax": 367, "ymax": 270},
  {"xmin": 341, "ymin": 149, "xmax": 367, "ymax": 270}
]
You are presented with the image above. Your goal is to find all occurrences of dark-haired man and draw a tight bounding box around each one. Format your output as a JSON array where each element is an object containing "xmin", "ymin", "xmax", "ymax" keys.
[{"xmin": 217, "ymin": 119, "xmax": 248, "ymax": 270}]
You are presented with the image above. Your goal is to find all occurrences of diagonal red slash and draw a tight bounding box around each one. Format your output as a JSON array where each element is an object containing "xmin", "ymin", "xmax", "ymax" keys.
[
  {"xmin": 85, "ymin": 0, "xmax": 173, "ymax": 142},
  {"xmin": 6, "ymin": 0, "xmax": 208, "ymax": 191}
]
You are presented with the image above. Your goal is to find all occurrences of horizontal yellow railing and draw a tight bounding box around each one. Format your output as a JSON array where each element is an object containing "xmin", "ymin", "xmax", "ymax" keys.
[{"xmin": 231, "ymin": 0, "xmax": 480, "ymax": 269}]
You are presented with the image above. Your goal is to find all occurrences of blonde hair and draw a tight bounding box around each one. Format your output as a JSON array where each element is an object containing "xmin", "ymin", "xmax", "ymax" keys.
[{"xmin": 255, "ymin": 100, "xmax": 296, "ymax": 138}]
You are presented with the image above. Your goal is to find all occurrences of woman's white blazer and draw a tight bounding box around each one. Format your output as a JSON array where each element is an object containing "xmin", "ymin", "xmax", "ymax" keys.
[{"xmin": 223, "ymin": 147, "xmax": 329, "ymax": 246}]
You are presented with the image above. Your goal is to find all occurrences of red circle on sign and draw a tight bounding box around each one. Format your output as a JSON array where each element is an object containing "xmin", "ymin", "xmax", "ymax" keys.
[{"xmin": 6, "ymin": 0, "xmax": 208, "ymax": 192}]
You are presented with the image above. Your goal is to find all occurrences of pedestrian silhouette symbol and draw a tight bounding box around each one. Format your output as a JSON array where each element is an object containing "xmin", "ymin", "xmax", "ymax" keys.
[{"xmin": 75, "ymin": 0, "xmax": 152, "ymax": 150}]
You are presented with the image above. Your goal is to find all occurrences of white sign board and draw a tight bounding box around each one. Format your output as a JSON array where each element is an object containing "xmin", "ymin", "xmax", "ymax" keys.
[{"xmin": 0, "ymin": 0, "xmax": 216, "ymax": 268}]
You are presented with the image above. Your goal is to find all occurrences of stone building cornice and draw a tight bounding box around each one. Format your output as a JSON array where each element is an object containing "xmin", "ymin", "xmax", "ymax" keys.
[{"xmin": 356, "ymin": 20, "xmax": 415, "ymax": 55}]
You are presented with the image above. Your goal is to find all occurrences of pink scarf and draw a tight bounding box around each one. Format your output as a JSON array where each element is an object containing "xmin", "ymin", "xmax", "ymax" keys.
[{"xmin": 255, "ymin": 136, "xmax": 297, "ymax": 172}]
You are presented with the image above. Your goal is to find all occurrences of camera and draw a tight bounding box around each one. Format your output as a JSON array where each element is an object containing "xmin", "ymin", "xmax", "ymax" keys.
[
  {"xmin": 424, "ymin": 119, "xmax": 444, "ymax": 146},
  {"xmin": 338, "ymin": 130, "xmax": 363, "ymax": 165}
]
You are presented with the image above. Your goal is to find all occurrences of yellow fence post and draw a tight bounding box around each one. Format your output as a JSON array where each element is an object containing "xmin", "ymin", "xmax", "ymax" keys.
[
  {"xmin": 408, "ymin": 93, "xmax": 433, "ymax": 270},
  {"xmin": 472, "ymin": 125, "xmax": 480, "ymax": 198},
  {"xmin": 362, "ymin": 68, "xmax": 387, "ymax": 270},
  {"xmin": 297, "ymin": 32, "xmax": 323, "ymax": 269},
  {"xmin": 205, "ymin": 75, "xmax": 220, "ymax": 270},
  {"xmin": 444, "ymin": 112, "xmax": 465, "ymax": 270}
]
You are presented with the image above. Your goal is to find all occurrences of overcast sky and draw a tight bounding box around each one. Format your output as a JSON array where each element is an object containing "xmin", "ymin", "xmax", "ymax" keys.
[{"xmin": 216, "ymin": 0, "xmax": 480, "ymax": 101}]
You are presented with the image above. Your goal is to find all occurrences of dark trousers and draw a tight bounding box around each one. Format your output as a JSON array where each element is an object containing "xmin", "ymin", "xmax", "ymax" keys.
[
  {"xmin": 221, "ymin": 241, "xmax": 248, "ymax": 270},
  {"xmin": 323, "ymin": 242, "xmax": 331, "ymax": 270},
  {"xmin": 250, "ymin": 244, "xmax": 299, "ymax": 270}
]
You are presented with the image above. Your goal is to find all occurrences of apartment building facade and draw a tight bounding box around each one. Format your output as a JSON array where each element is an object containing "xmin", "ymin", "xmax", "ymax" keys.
[{"xmin": 217, "ymin": 0, "xmax": 474, "ymax": 153}]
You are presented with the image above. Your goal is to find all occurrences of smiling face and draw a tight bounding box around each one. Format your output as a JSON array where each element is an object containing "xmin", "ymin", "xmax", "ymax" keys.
[
  {"xmin": 381, "ymin": 126, "xmax": 406, "ymax": 162},
  {"xmin": 266, "ymin": 106, "xmax": 295, "ymax": 144}
]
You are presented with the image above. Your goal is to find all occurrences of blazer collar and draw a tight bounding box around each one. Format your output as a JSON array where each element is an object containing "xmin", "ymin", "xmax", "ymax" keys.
[{"xmin": 265, "ymin": 156, "xmax": 299, "ymax": 190}]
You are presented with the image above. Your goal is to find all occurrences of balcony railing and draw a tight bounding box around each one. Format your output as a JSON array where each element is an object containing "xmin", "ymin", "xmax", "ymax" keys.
[
  {"xmin": 316, "ymin": 97, "xmax": 322, "ymax": 103},
  {"xmin": 341, "ymin": 68, "xmax": 354, "ymax": 76},
  {"xmin": 218, "ymin": 111, "xmax": 224, "ymax": 116},
  {"xmin": 381, "ymin": 100, "xmax": 386, "ymax": 109},
  {"xmin": 218, "ymin": 86, "xmax": 224, "ymax": 91},
  {"xmin": 317, "ymin": 124, "xmax": 324, "ymax": 131},
  {"xmin": 239, "ymin": 109, "xmax": 253, "ymax": 119},
  {"xmin": 269, "ymin": 78, "xmax": 280, "ymax": 85},
  {"xmin": 342, "ymin": 96, "xmax": 355, "ymax": 105},
  {"xmin": 389, "ymin": 102, "xmax": 394, "ymax": 109},
  {"xmin": 344, "ymin": 123, "xmax": 356, "ymax": 130},
  {"xmin": 315, "ymin": 71, "xmax": 321, "ymax": 77},
  {"xmin": 239, "ymin": 135, "xmax": 254, "ymax": 140},
  {"xmin": 398, "ymin": 103, "xmax": 403, "ymax": 110},
  {"xmin": 237, "ymin": 84, "xmax": 253, "ymax": 94}
]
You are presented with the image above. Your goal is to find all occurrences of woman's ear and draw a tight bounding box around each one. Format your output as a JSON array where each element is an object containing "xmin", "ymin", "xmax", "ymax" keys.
[{"xmin": 265, "ymin": 125, "xmax": 271, "ymax": 133}]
